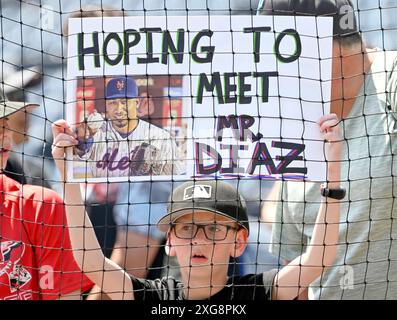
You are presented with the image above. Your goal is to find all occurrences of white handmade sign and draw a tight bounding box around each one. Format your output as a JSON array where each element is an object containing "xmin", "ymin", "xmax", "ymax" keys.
[{"xmin": 66, "ymin": 15, "xmax": 333, "ymax": 182}]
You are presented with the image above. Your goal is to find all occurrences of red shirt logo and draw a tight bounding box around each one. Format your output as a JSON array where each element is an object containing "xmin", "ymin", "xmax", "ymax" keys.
[{"xmin": 0, "ymin": 241, "xmax": 32, "ymax": 293}]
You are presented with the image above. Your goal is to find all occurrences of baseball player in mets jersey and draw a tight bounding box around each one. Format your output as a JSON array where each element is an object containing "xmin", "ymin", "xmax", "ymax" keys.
[{"xmin": 75, "ymin": 77, "xmax": 184, "ymax": 178}]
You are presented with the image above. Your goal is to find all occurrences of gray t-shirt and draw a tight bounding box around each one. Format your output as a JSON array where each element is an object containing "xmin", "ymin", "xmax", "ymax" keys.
[{"xmin": 270, "ymin": 50, "xmax": 397, "ymax": 300}]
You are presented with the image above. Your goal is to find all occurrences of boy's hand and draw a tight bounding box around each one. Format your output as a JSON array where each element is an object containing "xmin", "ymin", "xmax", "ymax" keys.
[
  {"xmin": 318, "ymin": 113, "xmax": 342, "ymax": 143},
  {"xmin": 52, "ymin": 119, "xmax": 78, "ymax": 181},
  {"xmin": 318, "ymin": 113, "xmax": 343, "ymax": 162},
  {"xmin": 318, "ymin": 114, "xmax": 343, "ymax": 187}
]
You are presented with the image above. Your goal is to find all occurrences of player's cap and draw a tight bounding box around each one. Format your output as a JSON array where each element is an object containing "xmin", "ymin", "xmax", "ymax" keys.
[
  {"xmin": 106, "ymin": 77, "xmax": 138, "ymax": 100},
  {"xmin": 0, "ymin": 90, "xmax": 39, "ymax": 119},
  {"xmin": 258, "ymin": 0, "xmax": 359, "ymax": 38},
  {"xmin": 157, "ymin": 180, "xmax": 250, "ymax": 234}
]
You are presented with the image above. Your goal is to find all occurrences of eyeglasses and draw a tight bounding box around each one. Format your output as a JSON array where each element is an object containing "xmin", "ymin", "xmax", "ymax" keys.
[{"xmin": 172, "ymin": 223, "xmax": 238, "ymax": 241}]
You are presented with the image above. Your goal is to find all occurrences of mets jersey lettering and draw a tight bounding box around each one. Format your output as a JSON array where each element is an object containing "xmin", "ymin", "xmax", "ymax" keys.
[{"xmin": 77, "ymin": 120, "xmax": 183, "ymax": 177}]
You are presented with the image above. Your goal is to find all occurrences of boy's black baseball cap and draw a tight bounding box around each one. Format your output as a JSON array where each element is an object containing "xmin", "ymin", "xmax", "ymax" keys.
[
  {"xmin": 258, "ymin": 0, "xmax": 359, "ymax": 38},
  {"xmin": 157, "ymin": 180, "xmax": 250, "ymax": 234}
]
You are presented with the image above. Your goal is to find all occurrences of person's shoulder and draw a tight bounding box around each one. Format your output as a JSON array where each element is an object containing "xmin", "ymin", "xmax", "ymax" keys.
[
  {"xmin": 0, "ymin": 175, "xmax": 60, "ymax": 207},
  {"xmin": 384, "ymin": 50, "xmax": 397, "ymax": 62},
  {"xmin": 21, "ymin": 184, "xmax": 63, "ymax": 204},
  {"xmin": 138, "ymin": 120, "xmax": 166, "ymax": 132},
  {"xmin": 140, "ymin": 120, "xmax": 172, "ymax": 138},
  {"xmin": 371, "ymin": 49, "xmax": 397, "ymax": 72},
  {"xmin": 261, "ymin": 269, "xmax": 279, "ymax": 285},
  {"xmin": 0, "ymin": 174, "xmax": 22, "ymax": 203},
  {"xmin": 1, "ymin": 173, "xmax": 21, "ymax": 191}
]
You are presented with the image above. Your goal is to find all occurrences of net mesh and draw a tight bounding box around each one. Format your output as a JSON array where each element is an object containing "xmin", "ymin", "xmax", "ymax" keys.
[{"xmin": 0, "ymin": 0, "xmax": 396, "ymax": 300}]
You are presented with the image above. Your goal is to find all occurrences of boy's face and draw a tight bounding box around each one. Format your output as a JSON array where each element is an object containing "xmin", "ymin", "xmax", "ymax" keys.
[
  {"xmin": 168, "ymin": 211, "xmax": 248, "ymax": 279},
  {"xmin": 0, "ymin": 117, "xmax": 13, "ymax": 170}
]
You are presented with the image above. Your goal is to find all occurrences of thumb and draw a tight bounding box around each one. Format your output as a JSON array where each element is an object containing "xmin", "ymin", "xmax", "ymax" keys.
[{"xmin": 52, "ymin": 132, "xmax": 78, "ymax": 182}]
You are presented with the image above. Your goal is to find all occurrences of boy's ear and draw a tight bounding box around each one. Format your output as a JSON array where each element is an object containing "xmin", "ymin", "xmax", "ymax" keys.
[
  {"xmin": 165, "ymin": 235, "xmax": 176, "ymax": 257},
  {"xmin": 230, "ymin": 228, "xmax": 248, "ymax": 258}
]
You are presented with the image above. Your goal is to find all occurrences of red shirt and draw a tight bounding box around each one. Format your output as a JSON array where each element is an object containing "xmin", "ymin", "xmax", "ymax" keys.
[{"xmin": 0, "ymin": 174, "xmax": 93, "ymax": 300}]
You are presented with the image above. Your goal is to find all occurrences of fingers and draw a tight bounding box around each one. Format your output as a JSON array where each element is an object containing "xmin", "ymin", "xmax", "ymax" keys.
[
  {"xmin": 52, "ymin": 119, "xmax": 79, "ymax": 149},
  {"xmin": 317, "ymin": 113, "xmax": 338, "ymax": 132},
  {"xmin": 51, "ymin": 121, "xmax": 79, "ymax": 181},
  {"xmin": 53, "ymin": 133, "xmax": 78, "ymax": 147},
  {"xmin": 52, "ymin": 119, "xmax": 77, "ymax": 139},
  {"xmin": 52, "ymin": 131, "xmax": 78, "ymax": 159},
  {"xmin": 317, "ymin": 113, "xmax": 342, "ymax": 143}
]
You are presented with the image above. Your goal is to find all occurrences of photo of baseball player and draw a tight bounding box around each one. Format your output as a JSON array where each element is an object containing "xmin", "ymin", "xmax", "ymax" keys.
[{"xmin": 74, "ymin": 76, "xmax": 185, "ymax": 178}]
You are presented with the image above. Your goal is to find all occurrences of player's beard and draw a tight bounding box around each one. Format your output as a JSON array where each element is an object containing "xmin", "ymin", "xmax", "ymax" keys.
[{"xmin": 112, "ymin": 118, "xmax": 128, "ymax": 130}]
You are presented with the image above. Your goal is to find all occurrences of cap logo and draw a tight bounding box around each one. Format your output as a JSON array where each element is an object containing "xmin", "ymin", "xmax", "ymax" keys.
[
  {"xmin": 116, "ymin": 80, "xmax": 125, "ymax": 91},
  {"xmin": 183, "ymin": 185, "xmax": 212, "ymax": 200}
]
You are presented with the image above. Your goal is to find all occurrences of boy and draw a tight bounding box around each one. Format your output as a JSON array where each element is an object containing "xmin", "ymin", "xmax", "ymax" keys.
[{"xmin": 51, "ymin": 113, "xmax": 342, "ymax": 300}]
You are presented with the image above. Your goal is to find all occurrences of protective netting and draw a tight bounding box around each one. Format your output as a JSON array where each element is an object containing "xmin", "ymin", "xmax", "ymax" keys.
[{"xmin": 0, "ymin": 0, "xmax": 397, "ymax": 301}]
